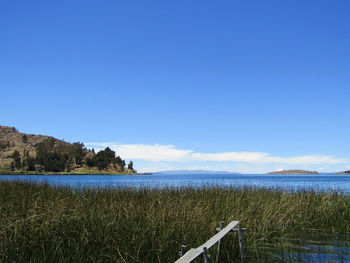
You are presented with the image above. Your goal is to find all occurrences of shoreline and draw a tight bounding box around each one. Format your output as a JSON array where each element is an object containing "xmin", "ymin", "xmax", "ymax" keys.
[
  {"xmin": 0, "ymin": 171, "xmax": 139, "ymax": 175},
  {"xmin": 0, "ymin": 171, "xmax": 346, "ymax": 176}
]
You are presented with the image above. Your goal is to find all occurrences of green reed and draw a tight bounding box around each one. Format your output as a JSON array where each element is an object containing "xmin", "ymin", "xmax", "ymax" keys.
[{"xmin": 0, "ymin": 181, "xmax": 349, "ymax": 262}]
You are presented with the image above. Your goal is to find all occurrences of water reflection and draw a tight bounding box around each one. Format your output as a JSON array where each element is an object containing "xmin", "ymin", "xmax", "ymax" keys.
[{"xmin": 259, "ymin": 231, "xmax": 350, "ymax": 262}]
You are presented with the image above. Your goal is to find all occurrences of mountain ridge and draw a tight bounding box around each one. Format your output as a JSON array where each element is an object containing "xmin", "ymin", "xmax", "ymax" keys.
[
  {"xmin": 153, "ymin": 170, "xmax": 240, "ymax": 175},
  {"xmin": 267, "ymin": 169, "xmax": 319, "ymax": 175}
]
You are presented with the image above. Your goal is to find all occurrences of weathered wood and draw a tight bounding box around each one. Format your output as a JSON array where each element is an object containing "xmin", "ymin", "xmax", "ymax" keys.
[
  {"xmin": 201, "ymin": 221, "xmax": 240, "ymax": 250},
  {"xmin": 203, "ymin": 247, "xmax": 210, "ymax": 263},
  {"xmin": 175, "ymin": 248, "xmax": 201, "ymax": 263},
  {"xmin": 178, "ymin": 245, "xmax": 187, "ymax": 257},
  {"xmin": 231, "ymin": 228, "xmax": 247, "ymax": 232},
  {"xmin": 237, "ymin": 223, "xmax": 245, "ymax": 263},
  {"xmin": 215, "ymin": 221, "xmax": 225, "ymax": 263},
  {"xmin": 174, "ymin": 221, "xmax": 240, "ymax": 263}
]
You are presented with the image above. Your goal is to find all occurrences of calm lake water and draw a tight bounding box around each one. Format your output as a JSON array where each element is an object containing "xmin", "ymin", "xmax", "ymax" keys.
[{"xmin": 1, "ymin": 173, "xmax": 350, "ymax": 192}]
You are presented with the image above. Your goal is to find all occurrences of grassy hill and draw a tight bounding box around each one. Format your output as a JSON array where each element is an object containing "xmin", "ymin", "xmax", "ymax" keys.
[
  {"xmin": 0, "ymin": 126, "xmax": 69, "ymax": 168},
  {"xmin": 0, "ymin": 126, "xmax": 135, "ymax": 174}
]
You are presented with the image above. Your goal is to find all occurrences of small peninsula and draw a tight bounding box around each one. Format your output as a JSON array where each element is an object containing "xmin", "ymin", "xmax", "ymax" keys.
[
  {"xmin": 267, "ymin": 169, "xmax": 319, "ymax": 175},
  {"xmin": 0, "ymin": 126, "xmax": 135, "ymax": 175}
]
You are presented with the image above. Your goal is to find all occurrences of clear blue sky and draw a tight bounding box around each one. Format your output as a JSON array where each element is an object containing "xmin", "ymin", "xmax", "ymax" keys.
[{"xmin": 1, "ymin": 1, "xmax": 349, "ymax": 173}]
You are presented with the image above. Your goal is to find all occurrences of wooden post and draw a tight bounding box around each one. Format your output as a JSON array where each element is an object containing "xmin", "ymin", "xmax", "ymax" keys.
[
  {"xmin": 178, "ymin": 245, "xmax": 187, "ymax": 257},
  {"xmin": 215, "ymin": 221, "xmax": 225, "ymax": 263},
  {"xmin": 237, "ymin": 223, "xmax": 245, "ymax": 263},
  {"xmin": 203, "ymin": 247, "xmax": 210, "ymax": 263},
  {"xmin": 174, "ymin": 221, "xmax": 241, "ymax": 263}
]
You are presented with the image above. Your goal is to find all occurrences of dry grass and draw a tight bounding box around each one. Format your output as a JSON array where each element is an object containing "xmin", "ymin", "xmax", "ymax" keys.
[{"xmin": 0, "ymin": 181, "xmax": 349, "ymax": 262}]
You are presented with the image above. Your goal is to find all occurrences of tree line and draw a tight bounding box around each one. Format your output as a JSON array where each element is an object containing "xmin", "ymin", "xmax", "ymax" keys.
[{"xmin": 10, "ymin": 138, "xmax": 134, "ymax": 173}]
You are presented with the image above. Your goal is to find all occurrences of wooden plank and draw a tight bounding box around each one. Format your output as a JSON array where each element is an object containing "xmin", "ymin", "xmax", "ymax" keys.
[
  {"xmin": 174, "ymin": 221, "xmax": 240, "ymax": 263},
  {"xmin": 178, "ymin": 245, "xmax": 187, "ymax": 257},
  {"xmin": 216, "ymin": 221, "xmax": 225, "ymax": 263},
  {"xmin": 201, "ymin": 221, "xmax": 239, "ymax": 249},
  {"xmin": 174, "ymin": 248, "xmax": 201, "ymax": 263},
  {"xmin": 237, "ymin": 223, "xmax": 245, "ymax": 263},
  {"xmin": 203, "ymin": 247, "xmax": 210, "ymax": 263}
]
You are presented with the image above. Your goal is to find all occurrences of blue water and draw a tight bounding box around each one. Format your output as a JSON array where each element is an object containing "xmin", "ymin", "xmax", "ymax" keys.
[
  {"xmin": 263, "ymin": 232, "xmax": 350, "ymax": 262},
  {"xmin": 1, "ymin": 173, "xmax": 350, "ymax": 192}
]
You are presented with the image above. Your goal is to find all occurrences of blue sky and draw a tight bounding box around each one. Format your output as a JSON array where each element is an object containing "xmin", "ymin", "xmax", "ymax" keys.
[{"xmin": 1, "ymin": 1, "xmax": 349, "ymax": 173}]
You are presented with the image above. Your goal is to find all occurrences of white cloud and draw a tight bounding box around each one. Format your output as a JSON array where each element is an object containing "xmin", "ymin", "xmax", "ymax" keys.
[
  {"xmin": 86, "ymin": 143, "xmax": 192, "ymax": 162},
  {"xmin": 85, "ymin": 142, "xmax": 346, "ymax": 165}
]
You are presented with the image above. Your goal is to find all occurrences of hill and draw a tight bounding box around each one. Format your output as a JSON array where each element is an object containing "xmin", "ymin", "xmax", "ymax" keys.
[
  {"xmin": 336, "ymin": 170, "xmax": 350, "ymax": 175},
  {"xmin": 0, "ymin": 126, "xmax": 135, "ymax": 174},
  {"xmin": 153, "ymin": 170, "xmax": 240, "ymax": 175},
  {"xmin": 0, "ymin": 126, "xmax": 70, "ymax": 167},
  {"xmin": 267, "ymin": 169, "xmax": 319, "ymax": 175}
]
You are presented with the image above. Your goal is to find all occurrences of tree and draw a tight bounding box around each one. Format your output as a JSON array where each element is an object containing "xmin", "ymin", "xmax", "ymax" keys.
[
  {"xmin": 35, "ymin": 138, "xmax": 56, "ymax": 166},
  {"xmin": 128, "ymin": 161, "xmax": 134, "ymax": 171},
  {"xmin": 94, "ymin": 153, "xmax": 109, "ymax": 170},
  {"xmin": 92, "ymin": 147, "xmax": 117, "ymax": 170},
  {"xmin": 35, "ymin": 138, "xmax": 69, "ymax": 172},
  {"xmin": 42, "ymin": 152, "xmax": 67, "ymax": 172},
  {"xmin": 10, "ymin": 161, "xmax": 15, "ymax": 171},
  {"xmin": 11, "ymin": 150, "xmax": 21, "ymax": 169},
  {"xmin": 104, "ymin": 147, "xmax": 116, "ymax": 161},
  {"xmin": 93, "ymin": 147, "xmax": 114, "ymax": 170},
  {"xmin": 22, "ymin": 135, "xmax": 28, "ymax": 143},
  {"xmin": 26, "ymin": 157, "xmax": 36, "ymax": 171},
  {"xmin": 70, "ymin": 142, "xmax": 86, "ymax": 165},
  {"xmin": 86, "ymin": 156, "xmax": 95, "ymax": 167},
  {"xmin": 115, "ymin": 156, "xmax": 123, "ymax": 166}
]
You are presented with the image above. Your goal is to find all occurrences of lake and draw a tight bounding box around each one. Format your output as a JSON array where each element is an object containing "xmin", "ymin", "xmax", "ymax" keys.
[{"xmin": 1, "ymin": 173, "xmax": 350, "ymax": 192}]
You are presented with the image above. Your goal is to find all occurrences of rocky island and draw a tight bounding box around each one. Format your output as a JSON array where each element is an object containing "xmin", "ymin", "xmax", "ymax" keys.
[
  {"xmin": 0, "ymin": 126, "xmax": 135, "ymax": 175},
  {"xmin": 267, "ymin": 169, "xmax": 319, "ymax": 175}
]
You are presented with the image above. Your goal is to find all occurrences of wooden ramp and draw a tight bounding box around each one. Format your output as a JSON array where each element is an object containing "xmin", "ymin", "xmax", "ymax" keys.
[{"xmin": 175, "ymin": 220, "xmax": 246, "ymax": 263}]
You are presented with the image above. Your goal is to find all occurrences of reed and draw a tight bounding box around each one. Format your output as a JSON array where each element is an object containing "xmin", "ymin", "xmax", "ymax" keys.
[{"xmin": 0, "ymin": 181, "xmax": 349, "ymax": 262}]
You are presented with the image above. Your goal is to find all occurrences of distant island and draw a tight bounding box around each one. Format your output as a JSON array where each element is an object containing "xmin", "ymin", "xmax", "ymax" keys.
[
  {"xmin": 267, "ymin": 169, "xmax": 319, "ymax": 175},
  {"xmin": 0, "ymin": 126, "xmax": 136, "ymax": 175},
  {"xmin": 336, "ymin": 170, "xmax": 350, "ymax": 175},
  {"xmin": 153, "ymin": 170, "xmax": 240, "ymax": 175}
]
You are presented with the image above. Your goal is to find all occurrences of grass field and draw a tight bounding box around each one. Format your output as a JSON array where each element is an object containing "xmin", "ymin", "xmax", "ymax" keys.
[{"xmin": 0, "ymin": 181, "xmax": 349, "ymax": 262}]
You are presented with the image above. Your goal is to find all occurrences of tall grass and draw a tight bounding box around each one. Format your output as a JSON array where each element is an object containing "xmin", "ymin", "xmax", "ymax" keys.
[{"xmin": 0, "ymin": 181, "xmax": 349, "ymax": 262}]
